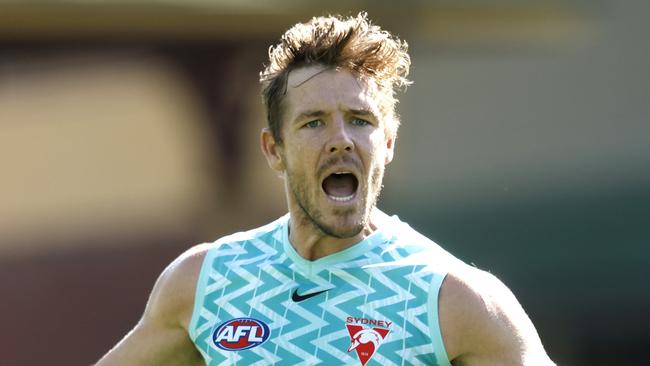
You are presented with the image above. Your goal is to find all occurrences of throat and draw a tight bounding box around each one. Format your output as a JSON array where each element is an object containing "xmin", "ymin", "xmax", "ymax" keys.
[{"xmin": 288, "ymin": 218, "xmax": 370, "ymax": 261}]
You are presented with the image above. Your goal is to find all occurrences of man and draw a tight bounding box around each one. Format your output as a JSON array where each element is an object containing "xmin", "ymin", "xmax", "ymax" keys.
[{"xmin": 97, "ymin": 13, "xmax": 554, "ymax": 365}]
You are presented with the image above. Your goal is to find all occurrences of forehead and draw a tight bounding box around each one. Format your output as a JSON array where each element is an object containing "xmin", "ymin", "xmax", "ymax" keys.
[{"xmin": 283, "ymin": 66, "xmax": 384, "ymax": 120}]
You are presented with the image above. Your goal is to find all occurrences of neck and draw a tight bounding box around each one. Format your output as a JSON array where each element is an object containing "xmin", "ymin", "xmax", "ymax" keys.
[{"xmin": 288, "ymin": 207, "xmax": 390, "ymax": 261}]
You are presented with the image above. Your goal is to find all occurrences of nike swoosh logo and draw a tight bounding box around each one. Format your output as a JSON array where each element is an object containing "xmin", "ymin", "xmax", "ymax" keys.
[{"xmin": 291, "ymin": 288, "xmax": 329, "ymax": 302}]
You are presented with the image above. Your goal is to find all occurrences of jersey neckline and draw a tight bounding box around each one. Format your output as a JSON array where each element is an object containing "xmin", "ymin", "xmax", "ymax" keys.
[{"xmin": 280, "ymin": 213, "xmax": 398, "ymax": 276}]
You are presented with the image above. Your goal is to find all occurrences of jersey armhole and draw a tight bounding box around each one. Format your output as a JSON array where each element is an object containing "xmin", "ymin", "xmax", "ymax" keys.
[
  {"xmin": 188, "ymin": 247, "xmax": 218, "ymax": 341},
  {"xmin": 428, "ymin": 272, "xmax": 453, "ymax": 366}
]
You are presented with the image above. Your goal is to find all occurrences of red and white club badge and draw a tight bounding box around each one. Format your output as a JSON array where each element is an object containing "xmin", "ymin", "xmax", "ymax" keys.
[{"xmin": 346, "ymin": 324, "xmax": 390, "ymax": 366}]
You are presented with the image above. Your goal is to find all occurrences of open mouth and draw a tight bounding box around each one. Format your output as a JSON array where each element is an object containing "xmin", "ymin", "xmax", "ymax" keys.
[{"xmin": 322, "ymin": 172, "xmax": 359, "ymax": 202}]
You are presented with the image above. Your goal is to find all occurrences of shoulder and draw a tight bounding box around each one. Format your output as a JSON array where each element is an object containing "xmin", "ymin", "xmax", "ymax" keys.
[
  {"xmin": 144, "ymin": 243, "xmax": 212, "ymax": 329},
  {"xmin": 146, "ymin": 218, "xmax": 287, "ymax": 327},
  {"xmin": 439, "ymin": 263, "xmax": 553, "ymax": 364}
]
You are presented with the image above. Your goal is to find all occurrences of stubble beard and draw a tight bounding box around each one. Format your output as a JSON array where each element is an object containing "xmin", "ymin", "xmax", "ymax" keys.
[{"xmin": 287, "ymin": 162, "xmax": 385, "ymax": 239}]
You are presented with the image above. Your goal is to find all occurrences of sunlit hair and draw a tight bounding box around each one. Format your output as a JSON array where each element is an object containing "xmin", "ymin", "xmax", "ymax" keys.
[{"xmin": 260, "ymin": 12, "xmax": 412, "ymax": 144}]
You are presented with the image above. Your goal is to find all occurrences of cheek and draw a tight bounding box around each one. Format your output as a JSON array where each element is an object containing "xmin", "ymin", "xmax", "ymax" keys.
[
  {"xmin": 367, "ymin": 132, "xmax": 389, "ymax": 159},
  {"xmin": 283, "ymin": 146, "xmax": 314, "ymax": 173},
  {"xmin": 368, "ymin": 126, "xmax": 388, "ymax": 144}
]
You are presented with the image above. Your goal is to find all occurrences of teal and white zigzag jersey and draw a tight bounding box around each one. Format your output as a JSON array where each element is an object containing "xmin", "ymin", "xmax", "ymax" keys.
[{"xmin": 189, "ymin": 214, "xmax": 453, "ymax": 366}]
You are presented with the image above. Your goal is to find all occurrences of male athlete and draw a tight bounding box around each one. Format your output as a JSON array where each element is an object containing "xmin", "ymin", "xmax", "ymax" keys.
[{"xmin": 97, "ymin": 13, "xmax": 554, "ymax": 365}]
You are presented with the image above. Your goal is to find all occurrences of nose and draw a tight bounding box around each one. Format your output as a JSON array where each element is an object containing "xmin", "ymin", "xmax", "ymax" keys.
[{"xmin": 326, "ymin": 117, "xmax": 354, "ymax": 153}]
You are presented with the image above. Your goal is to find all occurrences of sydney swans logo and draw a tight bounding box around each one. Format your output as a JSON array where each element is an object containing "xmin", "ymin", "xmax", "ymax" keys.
[{"xmin": 345, "ymin": 317, "xmax": 391, "ymax": 366}]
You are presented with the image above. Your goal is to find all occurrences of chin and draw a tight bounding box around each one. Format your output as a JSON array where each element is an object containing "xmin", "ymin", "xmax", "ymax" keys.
[
  {"xmin": 321, "ymin": 222, "xmax": 364, "ymax": 239},
  {"xmin": 319, "ymin": 207, "xmax": 369, "ymax": 239}
]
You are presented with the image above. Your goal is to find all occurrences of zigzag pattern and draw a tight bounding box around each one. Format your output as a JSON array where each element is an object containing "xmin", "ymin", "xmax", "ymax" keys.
[{"xmin": 191, "ymin": 216, "xmax": 449, "ymax": 366}]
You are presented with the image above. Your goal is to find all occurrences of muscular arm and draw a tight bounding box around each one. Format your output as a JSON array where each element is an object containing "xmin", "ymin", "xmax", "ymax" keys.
[
  {"xmin": 96, "ymin": 245, "xmax": 208, "ymax": 366},
  {"xmin": 440, "ymin": 266, "xmax": 555, "ymax": 366}
]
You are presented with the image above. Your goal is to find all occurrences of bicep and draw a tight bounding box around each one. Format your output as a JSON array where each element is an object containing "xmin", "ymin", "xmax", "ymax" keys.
[
  {"xmin": 96, "ymin": 317, "xmax": 202, "ymax": 366},
  {"xmin": 96, "ymin": 245, "xmax": 207, "ymax": 366},
  {"xmin": 482, "ymin": 273, "xmax": 553, "ymax": 365},
  {"xmin": 443, "ymin": 270, "xmax": 554, "ymax": 366}
]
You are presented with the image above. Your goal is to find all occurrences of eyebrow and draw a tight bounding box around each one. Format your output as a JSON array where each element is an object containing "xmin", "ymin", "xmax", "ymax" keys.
[
  {"xmin": 292, "ymin": 107, "xmax": 379, "ymax": 124},
  {"xmin": 293, "ymin": 110, "xmax": 326, "ymax": 124},
  {"xmin": 349, "ymin": 108, "xmax": 377, "ymax": 118}
]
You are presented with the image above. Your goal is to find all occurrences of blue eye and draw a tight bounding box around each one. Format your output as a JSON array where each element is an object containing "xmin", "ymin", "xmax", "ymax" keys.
[
  {"xmin": 304, "ymin": 120, "xmax": 322, "ymax": 128},
  {"xmin": 351, "ymin": 118, "xmax": 370, "ymax": 126}
]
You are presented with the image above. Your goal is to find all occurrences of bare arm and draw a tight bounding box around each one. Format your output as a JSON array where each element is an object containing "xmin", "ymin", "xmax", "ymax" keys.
[
  {"xmin": 96, "ymin": 245, "xmax": 208, "ymax": 366},
  {"xmin": 440, "ymin": 266, "xmax": 555, "ymax": 366}
]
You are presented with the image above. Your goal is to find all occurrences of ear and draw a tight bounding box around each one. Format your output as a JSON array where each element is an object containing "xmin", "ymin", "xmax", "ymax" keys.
[
  {"xmin": 260, "ymin": 128, "xmax": 284, "ymax": 172},
  {"xmin": 384, "ymin": 132, "xmax": 396, "ymax": 165}
]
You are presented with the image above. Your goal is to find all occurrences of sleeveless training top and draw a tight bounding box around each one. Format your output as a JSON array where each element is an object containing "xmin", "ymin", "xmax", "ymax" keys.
[{"xmin": 189, "ymin": 214, "xmax": 452, "ymax": 366}]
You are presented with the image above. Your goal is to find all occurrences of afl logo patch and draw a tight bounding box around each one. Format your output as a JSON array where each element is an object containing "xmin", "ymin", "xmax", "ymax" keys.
[{"xmin": 212, "ymin": 317, "xmax": 271, "ymax": 351}]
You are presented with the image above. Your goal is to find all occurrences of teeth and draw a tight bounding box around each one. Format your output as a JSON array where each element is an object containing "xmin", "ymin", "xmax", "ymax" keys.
[{"xmin": 329, "ymin": 194, "xmax": 355, "ymax": 202}]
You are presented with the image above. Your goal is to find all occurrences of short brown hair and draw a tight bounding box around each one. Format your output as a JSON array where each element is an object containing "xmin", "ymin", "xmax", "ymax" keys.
[{"xmin": 260, "ymin": 12, "xmax": 412, "ymax": 144}]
